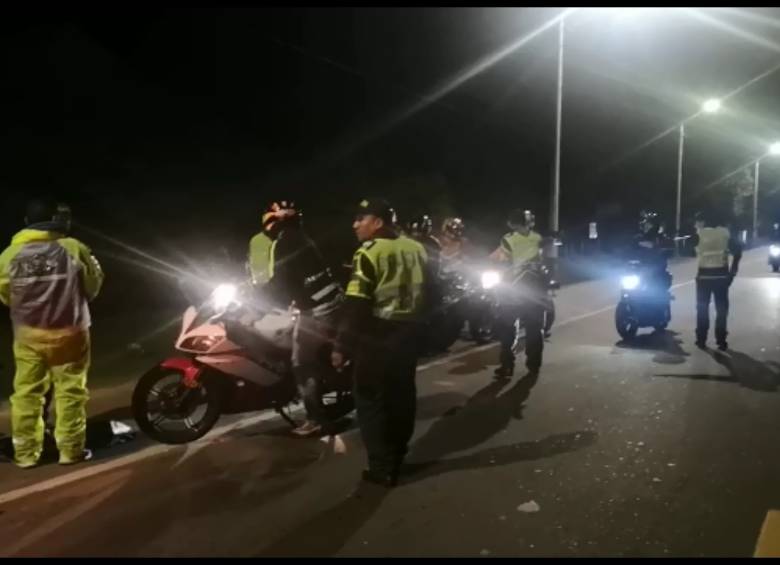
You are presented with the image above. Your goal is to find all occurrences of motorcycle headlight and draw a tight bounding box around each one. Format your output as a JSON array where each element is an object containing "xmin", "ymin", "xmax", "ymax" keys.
[
  {"xmin": 621, "ymin": 275, "xmax": 640, "ymax": 291},
  {"xmin": 481, "ymin": 270, "xmax": 501, "ymax": 290},
  {"xmin": 770, "ymin": 245, "xmax": 780, "ymax": 257},
  {"xmin": 212, "ymin": 283, "xmax": 238, "ymax": 310}
]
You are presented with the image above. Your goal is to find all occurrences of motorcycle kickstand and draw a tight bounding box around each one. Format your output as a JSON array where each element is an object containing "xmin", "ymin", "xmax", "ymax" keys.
[{"xmin": 275, "ymin": 406, "xmax": 298, "ymax": 428}]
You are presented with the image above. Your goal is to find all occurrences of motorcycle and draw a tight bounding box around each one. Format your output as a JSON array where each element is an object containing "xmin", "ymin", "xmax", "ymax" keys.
[
  {"xmin": 425, "ymin": 269, "xmax": 472, "ymax": 353},
  {"xmin": 615, "ymin": 261, "xmax": 673, "ymax": 340},
  {"xmin": 132, "ymin": 281, "xmax": 354, "ymax": 444},
  {"xmin": 478, "ymin": 262, "xmax": 558, "ymax": 348},
  {"xmin": 769, "ymin": 244, "xmax": 780, "ymax": 273}
]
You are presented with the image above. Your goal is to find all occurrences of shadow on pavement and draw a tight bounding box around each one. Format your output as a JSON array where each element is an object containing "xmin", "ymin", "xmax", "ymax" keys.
[
  {"xmin": 415, "ymin": 392, "xmax": 469, "ymax": 421},
  {"xmin": 654, "ymin": 350, "xmax": 780, "ymax": 392},
  {"xmin": 616, "ymin": 330, "xmax": 690, "ymax": 365},
  {"xmin": 711, "ymin": 350, "xmax": 780, "ymax": 392},
  {"xmin": 256, "ymin": 372, "xmax": 598, "ymax": 557}
]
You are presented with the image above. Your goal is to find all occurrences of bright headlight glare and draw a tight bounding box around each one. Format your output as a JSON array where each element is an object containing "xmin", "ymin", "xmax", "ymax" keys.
[
  {"xmin": 481, "ymin": 270, "xmax": 501, "ymax": 290},
  {"xmin": 621, "ymin": 275, "xmax": 640, "ymax": 290},
  {"xmin": 770, "ymin": 245, "xmax": 780, "ymax": 257},
  {"xmin": 212, "ymin": 283, "xmax": 238, "ymax": 310}
]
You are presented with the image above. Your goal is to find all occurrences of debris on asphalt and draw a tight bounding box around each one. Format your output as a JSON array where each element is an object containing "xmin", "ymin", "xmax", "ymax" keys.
[
  {"xmin": 480, "ymin": 549, "xmax": 491, "ymax": 556},
  {"xmin": 652, "ymin": 477, "xmax": 662, "ymax": 483},
  {"xmin": 517, "ymin": 500, "xmax": 541, "ymax": 513}
]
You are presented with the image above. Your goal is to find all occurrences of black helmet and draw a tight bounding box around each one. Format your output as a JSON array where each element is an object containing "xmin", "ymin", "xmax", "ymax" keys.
[
  {"xmin": 508, "ymin": 209, "xmax": 535, "ymax": 231},
  {"xmin": 442, "ymin": 217, "xmax": 465, "ymax": 239},
  {"xmin": 639, "ymin": 210, "xmax": 660, "ymax": 234},
  {"xmin": 407, "ymin": 214, "xmax": 433, "ymax": 237}
]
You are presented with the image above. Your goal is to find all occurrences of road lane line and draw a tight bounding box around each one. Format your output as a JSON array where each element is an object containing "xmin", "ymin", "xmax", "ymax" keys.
[
  {"xmin": 0, "ymin": 410, "xmax": 281, "ymax": 506},
  {"xmin": 754, "ymin": 510, "xmax": 780, "ymax": 557}
]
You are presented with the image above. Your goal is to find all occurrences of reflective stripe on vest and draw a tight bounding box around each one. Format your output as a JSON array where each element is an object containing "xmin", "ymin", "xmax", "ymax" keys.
[{"xmin": 696, "ymin": 227, "xmax": 730, "ymax": 269}]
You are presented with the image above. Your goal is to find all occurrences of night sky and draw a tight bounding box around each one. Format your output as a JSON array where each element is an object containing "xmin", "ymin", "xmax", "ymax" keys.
[{"xmin": 3, "ymin": 7, "xmax": 780, "ymax": 307}]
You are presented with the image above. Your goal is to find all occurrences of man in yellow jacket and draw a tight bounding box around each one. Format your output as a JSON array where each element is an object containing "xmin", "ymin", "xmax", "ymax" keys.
[{"xmin": 0, "ymin": 199, "xmax": 104, "ymax": 468}]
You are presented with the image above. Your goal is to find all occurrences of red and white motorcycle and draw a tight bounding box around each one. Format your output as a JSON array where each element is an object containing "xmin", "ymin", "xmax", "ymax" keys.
[{"xmin": 132, "ymin": 282, "xmax": 353, "ymax": 444}]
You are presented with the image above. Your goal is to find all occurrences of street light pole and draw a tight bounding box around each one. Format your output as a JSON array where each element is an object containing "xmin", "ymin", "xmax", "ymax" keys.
[
  {"xmin": 753, "ymin": 159, "xmax": 761, "ymax": 242},
  {"xmin": 550, "ymin": 17, "xmax": 564, "ymax": 255},
  {"xmin": 675, "ymin": 122, "xmax": 685, "ymax": 253}
]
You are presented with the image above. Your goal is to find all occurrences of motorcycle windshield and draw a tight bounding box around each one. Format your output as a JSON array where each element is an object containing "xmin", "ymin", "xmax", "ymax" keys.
[{"xmin": 190, "ymin": 301, "xmax": 217, "ymax": 331}]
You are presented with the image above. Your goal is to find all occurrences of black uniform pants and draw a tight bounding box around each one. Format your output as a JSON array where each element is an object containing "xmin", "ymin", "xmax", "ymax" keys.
[
  {"xmin": 496, "ymin": 302, "xmax": 544, "ymax": 372},
  {"xmin": 353, "ymin": 321, "xmax": 420, "ymax": 476},
  {"xmin": 696, "ymin": 277, "xmax": 730, "ymax": 345}
]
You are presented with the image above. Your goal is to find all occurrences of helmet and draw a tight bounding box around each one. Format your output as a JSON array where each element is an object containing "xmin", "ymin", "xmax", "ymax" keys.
[
  {"xmin": 407, "ymin": 214, "xmax": 433, "ymax": 237},
  {"xmin": 508, "ymin": 209, "xmax": 535, "ymax": 231},
  {"xmin": 441, "ymin": 217, "xmax": 465, "ymax": 239},
  {"xmin": 639, "ymin": 210, "xmax": 660, "ymax": 235},
  {"xmin": 263, "ymin": 200, "xmax": 300, "ymax": 230}
]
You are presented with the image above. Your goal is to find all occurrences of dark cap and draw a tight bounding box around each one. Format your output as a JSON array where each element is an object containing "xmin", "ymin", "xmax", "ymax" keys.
[{"xmin": 356, "ymin": 198, "xmax": 396, "ymax": 224}]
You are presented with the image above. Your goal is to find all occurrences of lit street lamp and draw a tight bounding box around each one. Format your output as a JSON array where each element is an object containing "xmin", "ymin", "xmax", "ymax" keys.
[{"xmin": 674, "ymin": 98, "xmax": 721, "ymax": 253}]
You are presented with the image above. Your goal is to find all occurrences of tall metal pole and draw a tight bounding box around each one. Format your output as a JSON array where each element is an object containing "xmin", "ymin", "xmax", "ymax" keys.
[
  {"xmin": 550, "ymin": 18, "xmax": 564, "ymax": 260},
  {"xmin": 675, "ymin": 122, "xmax": 685, "ymax": 254},
  {"xmin": 753, "ymin": 159, "xmax": 761, "ymax": 242}
]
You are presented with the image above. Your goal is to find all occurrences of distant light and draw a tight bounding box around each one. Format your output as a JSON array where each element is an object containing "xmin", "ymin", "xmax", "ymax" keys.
[
  {"xmin": 769, "ymin": 142, "xmax": 780, "ymax": 156},
  {"xmin": 702, "ymin": 99, "xmax": 721, "ymax": 114}
]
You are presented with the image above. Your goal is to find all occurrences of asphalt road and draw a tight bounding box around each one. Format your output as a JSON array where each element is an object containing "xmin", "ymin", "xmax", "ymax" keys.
[{"xmin": 0, "ymin": 247, "xmax": 778, "ymax": 557}]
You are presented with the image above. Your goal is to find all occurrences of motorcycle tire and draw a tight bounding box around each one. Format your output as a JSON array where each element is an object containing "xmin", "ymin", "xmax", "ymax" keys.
[
  {"xmin": 615, "ymin": 302, "xmax": 639, "ymax": 341},
  {"xmin": 773, "ymin": 264, "xmax": 779, "ymax": 273},
  {"xmin": 654, "ymin": 304, "xmax": 671, "ymax": 332},
  {"xmin": 133, "ymin": 365, "xmax": 224, "ymax": 444}
]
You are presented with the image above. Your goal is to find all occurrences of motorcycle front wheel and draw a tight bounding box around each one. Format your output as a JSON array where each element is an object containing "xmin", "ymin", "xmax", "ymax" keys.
[
  {"xmin": 615, "ymin": 302, "xmax": 639, "ymax": 341},
  {"xmin": 132, "ymin": 365, "xmax": 224, "ymax": 444}
]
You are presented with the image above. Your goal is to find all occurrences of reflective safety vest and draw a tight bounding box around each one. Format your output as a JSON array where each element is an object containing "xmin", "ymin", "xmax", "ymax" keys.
[
  {"xmin": 500, "ymin": 231, "xmax": 542, "ymax": 268},
  {"xmin": 248, "ymin": 232, "xmax": 273, "ymax": 285},
  {"xmin": 346, "ymin": 235, "xmax": 427, "ymax": 322},
  {"xmin": 695, "ymin": 227, "xmax": 730, "ymax": 269},
  {"xmin": 0, "ymin": 228, "xmax": 104, "ymax": 333}
]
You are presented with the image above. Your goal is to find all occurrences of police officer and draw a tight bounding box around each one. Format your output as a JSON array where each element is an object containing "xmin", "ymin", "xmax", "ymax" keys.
[
  {"xmin": 489, "ymin": 209, "xmax": 545, "ymax": 378},
  {"xmin": 247, "ymin": 210, "xmax": 274, "ymax": 286},
  {"xmin": 262, "ymin": 200, "xmax": 344, "ymax": 437},
  {"xmin": 332, "ymin": 198, "xmax": 435, "ymax": 487},
  {"xmin": 691, "ymin": 209, "xmax": 742, "ymax": 351},
  {"xmin": 0, "ymin": 198, "xmax": 104, "ymax": 468}
]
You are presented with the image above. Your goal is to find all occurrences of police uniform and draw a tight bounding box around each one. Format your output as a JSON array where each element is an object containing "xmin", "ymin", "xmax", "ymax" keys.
[
  {"xmin": 0, "ymin": 222, "xmax": 104, "ymax": 467},
  {"xmin": 693, "ymin": 225, "xmax": 742, "ymax": 348},
  {"xmin": 496, "ymin": 229, "xmax": 545, "ymax": 375},
  {"xmin": 248, "ymin": 231, "xmax": 273, "ymax": 286},
  {"xmin": 336, "ymin": 200, "xmax": 431, "ymax": 485}
]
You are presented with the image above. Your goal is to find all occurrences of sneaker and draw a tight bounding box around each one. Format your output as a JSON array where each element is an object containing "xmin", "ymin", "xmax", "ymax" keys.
[
  {"xmin": 695, "ymin": 340, "xmax": 707, "ymax": 350},
  {"xmin": 717, "ymin": 342, "xmax": 728, "ymax": 352},
  {"xmin": 291, "ymin": 421, "xmax": 323, "ymax": 438},
  {"xmin": 59, "ymin": 449, "xmax": 93, "ymax": 466},
  {"xmin": 494, "ymin": 365, "xmax": 514, "ymax": 378}
]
